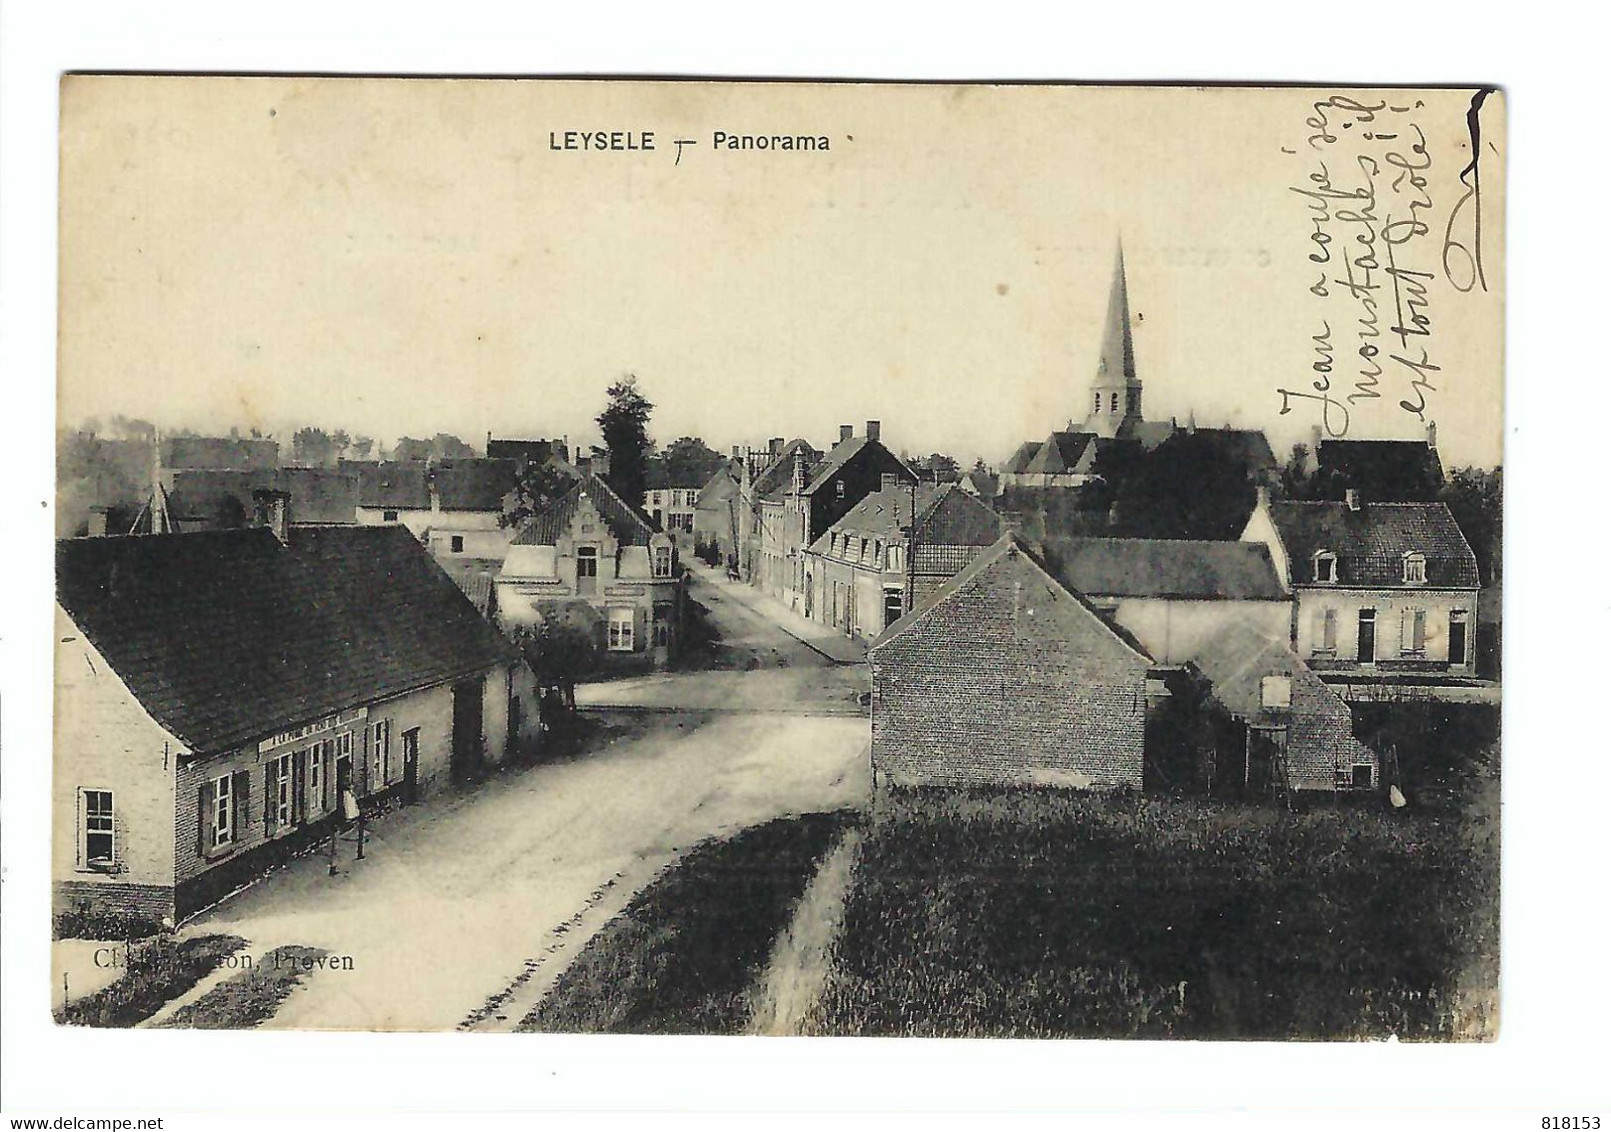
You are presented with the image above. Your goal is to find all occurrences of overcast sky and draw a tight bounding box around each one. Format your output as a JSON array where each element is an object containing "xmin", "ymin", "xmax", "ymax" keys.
[{"xmin": 58, "ymin": 78, "xmax": 1504, "ymax": 468}]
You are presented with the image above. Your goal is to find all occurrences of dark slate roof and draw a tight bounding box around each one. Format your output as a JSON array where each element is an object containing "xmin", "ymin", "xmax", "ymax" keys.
[
  {"xmin": 509, "ymin": 473, "xmax": 658, "ymax": 547},
  {"xmin": 166, "ymin": 470, "xmax": 257, "ymax": 524},
  {"xmin": 1003, "ymin": 441, "xmax": 1044, "ymax": 475},
  {"xmin": 435, "ymin": 557, "xmax": 505, "ymax": 620},
  {"xmin": 1186, "ymin": 621, "xmax": 1351, "ymax": 728},
  {"xmin": 1175, "ymin": 427, "xmax": 1278, "ymax": 473},
  {"xmin": 1267, "ymin": 500, "xmax": 1479, "ymax": 588},
  {"xmin": 56, "ymin": 527, "xmax": 515, "ymax": 755},
  {"xmin": 161, "ymin": 436, "xmax": 280, "ymax": 472},
  {"xmin": 1042, "ymin": 537, "xmax": 1287, "ymax": 600},
  {"xmin": 487, "ymin": 437, "xmax": 570, "ymax": 467},
  {"xmin": 1315, "ymin": 439, "xmax": 1445, "ymax": 500},
  {"xmin": 357, "ymin": 462, "xmax": 430, "ymax": 509},
  {"xmin": 1023, "ymin": 431, "xmax": 1097, "ymax": 476},
  {"xmin": 431, "ymin": 459, "xmax": 519, "ymax": 511},
  {"xmin": 802, "ymin": 436, "xmax": 869, "ymax": 495}
]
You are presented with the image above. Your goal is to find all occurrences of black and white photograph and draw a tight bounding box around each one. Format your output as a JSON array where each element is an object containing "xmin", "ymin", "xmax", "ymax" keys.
[{"xmin": 40, "ymin": 76, "xmax": 1507, "ymax": 1044}]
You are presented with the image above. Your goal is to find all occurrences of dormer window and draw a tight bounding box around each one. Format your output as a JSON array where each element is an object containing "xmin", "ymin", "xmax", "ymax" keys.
[
  {"xmin": 653, "ymin": 544, "xmax": 673, "ymax": 578},
  {"xmin": 835, "ymin": 480, "xmax": 845, "ymax": 499},
  {"xmin": 1312, "ymin": 550, "xmax": 1338, "ymax": 585},
  {"xmin": 1402, "ymin": 552, "xmax": 1426, "ymax": 585}
]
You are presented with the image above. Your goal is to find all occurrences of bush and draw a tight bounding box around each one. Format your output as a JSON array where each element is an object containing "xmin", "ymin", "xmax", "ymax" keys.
[{"xmin": 56, "ymin": 934, "xmax": 247, "ymax": 1028}]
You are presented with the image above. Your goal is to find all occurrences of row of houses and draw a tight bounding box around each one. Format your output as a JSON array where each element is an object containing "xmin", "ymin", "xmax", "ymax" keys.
[{"xmin": 55, "ymin": 517, "xmax": 544, "ymax": 926}]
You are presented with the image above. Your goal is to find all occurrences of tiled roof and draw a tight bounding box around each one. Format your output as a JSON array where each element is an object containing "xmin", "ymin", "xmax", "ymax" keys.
[
  {"xmin": 809, "ymin": 483, "xmax": 942, "ymax": 552},
  {"xmin": 509, "ymin": 473, "xmax": 658, "ymax": 547},
  {"xmin": 1315, "ymin": 439, "xmax": 1445, "ymax": 500},
  {"xmin": 487, "ymin": 438, "xmax": 570, "ymax": 466},
  {"xmin": 1023, "ymin": 431, "xmax": 1097, "ymax": 476},
  {"xmin": 275, "ymin": 466, "xmax": 360, "ymax": 524},
  {"xmin": 914, "ymin": 484, "xmax": 1010, "ymax": 548},
  {"xmin": 166, "ymin": 470, "xmax": 257, "ymax": 524},
  {"xmin": 161, "ymin": 436, "xmax": 280, "ymax": 472},
  {"xmin": 1042, "ymin": 537, "xmax": 1287, "ymax": 601},
  {"xmin": 56, "ymin": 527, "xmax": 515, "ymax": 755},
  {"xmin": 1267, "ymin": 500, "xmax": 1479, "ymax": 589},
  {"xmin": 871, "ymin": 532, "xmax": 1152, "ymax": 662},
  {"xmin": 963, "ymin": 470, "xmax": 999, "ymax": 496},
  {"xmin": 431, "ymin": 458, "xmax": 519, "ymax": 511},
  {"xmin": 1003, "ymin": 441, "xmax": 1044, "ymax": 475},
  {"xmin": 357, "ymin": 462, "xmax": 430, "ymax": 509}
]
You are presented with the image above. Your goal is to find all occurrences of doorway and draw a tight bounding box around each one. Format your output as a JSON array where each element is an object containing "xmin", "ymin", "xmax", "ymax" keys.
[
  {"xmin": 401, "ymin": 728, "xmax": 420, "ymax": 804},
  {"xmin": 451, "ymin": 679, "xmax": 483, "ymax": 781},
  {"xmin": 1356, "ymin": 608, "xmax": 1376, "ymax": 663},
  {"xmin": 576, "ymin": 546, "xmax": 598, "ymax": 595}
]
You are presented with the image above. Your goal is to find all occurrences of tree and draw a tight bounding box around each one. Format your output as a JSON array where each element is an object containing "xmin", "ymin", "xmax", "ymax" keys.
[
  {"xmin": 597, "ymin": 375, "xmax": 654, "ymax": 505},
  {"xmin": 291, "ymin": 426, "xmax": 339, "ymax": 467},
  {"xmin": 432, "ymin": 433, "xmax": 475, "ymax": 460},
  {"xmin": 922, "ymin": 453, "xmax": 961, "ymax": 484},
  {"xmin": 503, "ymin": 460, "xmax": 577, "ymax": 530},
  {"xmin": 1278, "ymin": 442, "xmax": 1316, "ymax": 500},
  {"xmin": 350, "ymin": 435, "xmax": 374, "ymax": 460},
  {"xmin": 393, "ymin": 437, "xmax": 432, "ymax": 462},
  {"xmin": 331, "ymin": 429, "xmax": 352, "ymax": 459},
  {"xmin": 1440, "ymin": 465, "xmax": 1502, "ymax": 587},
  {"xmin": 654, "ymin": 436, "xmax": 724, "ymax": 490}
]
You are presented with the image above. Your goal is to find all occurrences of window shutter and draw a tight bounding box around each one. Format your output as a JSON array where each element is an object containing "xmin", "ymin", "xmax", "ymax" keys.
[
  {"xmin": 1413, "ymin": 611, "xmax": 1426, "ymax": 651},
  {"xmin": 1399, "ymin": 609, "xmax": 1409, "ymax": 653},
  {"xmin": 264, "ymin": 765, "xmax": 277, "ymax": 836},
  {"xmin": 198, "ymin": 781, "xmax": 213, "ymax": 857},
  {"xmin": 293, "ymin": 749, "xmax": 307, "ymax": 824},
  {"xmin": 323, "ymin": 745, "xmax": 334, "ymax": 811},
  {"xmin": 234, "ymin": 769, "xmax": 251, "ymax": 834}
]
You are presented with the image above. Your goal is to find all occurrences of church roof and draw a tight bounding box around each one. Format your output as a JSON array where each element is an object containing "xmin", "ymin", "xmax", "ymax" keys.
[{"xmin": 1093, "ymin": 240, "xmax": 1140, "ymax": 389}]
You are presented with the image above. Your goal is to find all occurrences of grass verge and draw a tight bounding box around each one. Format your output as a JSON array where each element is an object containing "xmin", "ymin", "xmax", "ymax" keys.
[
  {"xmin": 518, "ymin": 810, "xmax": 853, "ymax": 1034},
  {"xmin": 157, "ymin": 945, "xmax": 330, "ymax": 1029},
  {"xmin": 806, "ymin": 780, "xmax": 1499, "ymax": 1041},
  {"xmin": 55, "ymin": 934, "xmax": 247, "ymax": 1028}
]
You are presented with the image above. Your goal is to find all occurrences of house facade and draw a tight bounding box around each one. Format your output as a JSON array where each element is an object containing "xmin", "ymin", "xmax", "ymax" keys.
[
  {"xmin": 693, "ymin": 460, "xmax": 744, "ymax": 568},
  {"xmin": 804, "ymin": 480, "xmax": 940, "ymax": 640},
  {"xmin": 754, "ymin": 422, "xmax": 917, "ymax": 611},
  {"xmin": 495, "ymin": 474, "xmax": 682, "ymax": 669},
  {"xmin": 1040, "ymin": 537, "xmax": 1291, "ymax": 665},
  {"xmin": 54, "ymin": 524, "xmax": 539, "ymax": 926},
  {"xmin": 644, "ymin": 485, "xmax": 701, "ymax": 537},
  {"xmin": 1241, "ymin": 489, "xmax": 1481, "ymax": 675},
  {"xmin": 868, "ymin": 534, "xmax": 1153, "ymax": 790},
  {"xmin": 354, "ymin": 459, "xmax": 519, "ymax": 564}
]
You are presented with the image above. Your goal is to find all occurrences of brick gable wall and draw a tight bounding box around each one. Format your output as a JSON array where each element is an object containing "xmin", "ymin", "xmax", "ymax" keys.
[{"xmin": 871, "ymin": 554, "xmax": 1149, "ymax": 788}]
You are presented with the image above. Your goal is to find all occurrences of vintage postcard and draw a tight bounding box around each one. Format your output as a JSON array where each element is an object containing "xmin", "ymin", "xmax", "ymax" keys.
[{"xmin": 52, "ymin": 77, "xmax": 1504, "ymax": 1038}]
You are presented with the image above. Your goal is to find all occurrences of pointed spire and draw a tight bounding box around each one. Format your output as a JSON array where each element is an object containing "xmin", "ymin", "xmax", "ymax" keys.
[{"xmin": 1095, "ymin": 238, "xmax": 1138, "ymax": 388}]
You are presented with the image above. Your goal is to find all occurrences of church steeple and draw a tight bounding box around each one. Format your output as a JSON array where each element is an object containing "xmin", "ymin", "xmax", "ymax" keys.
[{"xmin": 1085, "ymin": 237, "xmax": 1143, "ymax": 439}]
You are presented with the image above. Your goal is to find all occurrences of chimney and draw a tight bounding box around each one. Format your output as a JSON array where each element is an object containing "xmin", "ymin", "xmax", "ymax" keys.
[
  {"xmin": 87, "ymin": 506, "xmax": 110, "ymax": 538},
  {"xmin": 791, "ymin": 450, "xmax": 806, "ymax": 494},
  {"xmin": 1426, "ymin": 421, "xmax": 1438, "ymax": 448},
  {"xmin": 866, "ymin": 420, "xmax": 881, "ymax": 443},
  {"xmin": 1255, "ymin": 484, "xmax": 1270, "ymax": 512},
  {"xmin": 1311, "ymin": 424, "xmax": 1324, "ymax": 452},
  {"xmin": 769, "ymin": 437, "xmax": 784, "ymax": 456},
  {"xmin": 1345, "ymin": 488, "xmax": 1362, "ymax": 512},
  {"xmin": 840, "ymin": 424, "xmax": 853, "ymax": 444},
  {"xmin": 252, "ymin": 488, "xmax": 291, "ymax": 545}
]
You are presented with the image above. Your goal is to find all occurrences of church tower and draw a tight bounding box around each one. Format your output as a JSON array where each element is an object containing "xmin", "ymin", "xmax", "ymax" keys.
[{"xmin": 1084, "ymin": 239, "xmax": 1144, "ymax": 439}]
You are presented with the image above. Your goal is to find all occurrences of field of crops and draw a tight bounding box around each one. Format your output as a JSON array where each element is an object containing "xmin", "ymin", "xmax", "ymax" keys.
[{"xmin": 805, "ymin": 778, "xmax": 1498, "ymax": 1040}]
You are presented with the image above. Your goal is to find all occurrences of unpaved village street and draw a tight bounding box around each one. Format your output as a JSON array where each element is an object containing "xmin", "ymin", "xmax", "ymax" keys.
[{"xmin": 168, "ymin": 570, "xmax": 870, "ymax": 1031}]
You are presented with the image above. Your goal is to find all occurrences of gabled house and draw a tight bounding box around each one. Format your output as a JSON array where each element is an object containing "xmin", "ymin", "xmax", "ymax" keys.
[
  {"xmin": 995, "ymin": 440, "xmax": 1046, "ymax": 490},
  {"xmin": 1183, "ymin": 622, "xmax": 1381, "ymax": 795},
  {"xmin": 693, "ymin": 460, "xmax": 744, "ymax": 570},
  {"xmin": 747, "ymin": 438, "xmax": 822, "ymax": 595},
  {"xmin": 644, "ymin": 482, "xmax": 702, "ymax": 538},
  {"xmin": 495, "ymin": 474, "xmax": 682, "ymax": 669},
  {"xmin": 354, "ymin": 459, "xmax": 520, "ymax": 564},
  {"xmin": 54, "ymin": 523, "xmax": 539, "ymax": 925},
  {"xmin": 754, "ymin": 421, "xmax": 917, "ymax": 610},
  {"xmin": 1240, "ymin": 488, "xmax": 1480, "ymax": 675},
  {"xmin": 868, "ymin": 533, "xmax": 1154, "ymax": 790},
  {"xmin": 804, "ymin": 480, "xmax": 941, "ymax": 640}
]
